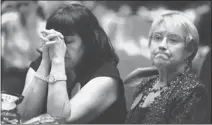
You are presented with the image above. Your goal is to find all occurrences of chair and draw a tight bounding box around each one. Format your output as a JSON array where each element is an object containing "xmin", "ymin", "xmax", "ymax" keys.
[{"xmin": 124, "ymin": 67, "xmax": 158, "ymax": 87}]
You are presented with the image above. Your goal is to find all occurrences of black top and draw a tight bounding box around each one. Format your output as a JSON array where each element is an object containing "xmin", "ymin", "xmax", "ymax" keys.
[
  {"xmin": 30, "ymin": 56, "xmax": 126, "ymax": 124},
  {"xmin": 125, "ymin": 69, "xmax": 209, "ymax": 124}
]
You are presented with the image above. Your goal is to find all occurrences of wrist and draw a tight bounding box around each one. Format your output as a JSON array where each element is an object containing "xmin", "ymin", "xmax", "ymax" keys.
[
  {"xmin": 51, "ymin": 58, "xmax": 66, "ymax": 75},
  {"xmin": 51, "ymin": 58, "xmax": 65, "ymax": 64},
  {"xmin": 40, "ymin": 60, "xmax": 50, "ymax": 72},
  {"xmin": 41, "ymin": 59, "xmax": 50, "ymax": 67}
]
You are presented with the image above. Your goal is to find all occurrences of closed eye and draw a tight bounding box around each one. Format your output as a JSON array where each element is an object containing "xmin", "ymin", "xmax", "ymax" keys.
[
  {"xmin": 168, "ymin": 35, "xmax": 182, "ymax": 44},
  {"xmin": 64, "ymin": 37, "xmax": 74, "ymax": 44},
  {"xmin": 153, "ymin": 34, "xmax": 163, "ymax": 41}
]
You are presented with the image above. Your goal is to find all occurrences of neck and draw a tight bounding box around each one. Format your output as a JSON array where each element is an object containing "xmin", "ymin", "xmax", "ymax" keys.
[{"xmin": 157, "ymin": 63, "xmax": 185, "ymax": 87}]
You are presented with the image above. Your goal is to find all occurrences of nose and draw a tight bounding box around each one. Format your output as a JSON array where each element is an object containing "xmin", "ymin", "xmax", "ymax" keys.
[
  {"xmin": 159, "ymin": 46, "xmax": 167, "ymax": 51},
  {"xmin": 158, "ymin": 37, "xmax": 167, "ymax": 51}
]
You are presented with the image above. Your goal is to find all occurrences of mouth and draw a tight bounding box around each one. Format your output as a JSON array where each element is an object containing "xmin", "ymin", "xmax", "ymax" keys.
[{"xmin": 155, "ymin": 52, "xmax": 169, "ymax": 60}]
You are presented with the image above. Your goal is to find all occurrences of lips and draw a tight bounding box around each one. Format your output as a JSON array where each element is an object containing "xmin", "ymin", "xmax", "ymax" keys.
[{"xmin": 154, "ymin": 52, "xmax": 170, "ymax": 59}]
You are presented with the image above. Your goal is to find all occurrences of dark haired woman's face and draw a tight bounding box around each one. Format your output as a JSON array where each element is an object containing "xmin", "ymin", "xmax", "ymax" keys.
[{"xmin": 64, "ymin": 33, "xmax": 84, "ymax": 70}]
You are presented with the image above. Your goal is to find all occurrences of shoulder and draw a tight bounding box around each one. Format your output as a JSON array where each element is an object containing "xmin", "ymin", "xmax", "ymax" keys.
[
  {"xmin": 90, "ymin": 61, "xmax": 121, "ymax": 82},
  {"xmin": 176, "ymin": 71, "xmax": 208, "ymax": 101},
  {"xmin": 80, "ymin": 61, "xmax": 125, "ymax": 95},
  {"xmin": 78, "ymin": 61, "xmax": 123, "ymax": 90},
  {"xmin": 184, "ymin": 71, "xmax": 207, "ymax": 95}
]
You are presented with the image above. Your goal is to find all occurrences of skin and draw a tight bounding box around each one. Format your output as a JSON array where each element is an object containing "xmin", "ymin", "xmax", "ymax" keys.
[
  {"xmin": 18, "ymin": 29, "xmax": 119, "ymax": 123},
  {"xmin": 136, "ymin": 22, "xmax": 193, "ymax": 108}
]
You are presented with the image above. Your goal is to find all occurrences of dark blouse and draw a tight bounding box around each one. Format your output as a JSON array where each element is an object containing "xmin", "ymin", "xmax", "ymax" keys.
[
  {"xmin": 30, "ymin": 57, "xmax": 126, "ymax": 124},
  {"xmin": 125, "ymin": 69, "xmax": 209, "ymax": 124}
]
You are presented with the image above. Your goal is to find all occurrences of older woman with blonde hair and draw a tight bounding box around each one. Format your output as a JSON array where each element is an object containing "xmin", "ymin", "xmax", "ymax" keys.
[{"xmin": 125, "ymin": 11, "xmax": 209, "ymax": 124}]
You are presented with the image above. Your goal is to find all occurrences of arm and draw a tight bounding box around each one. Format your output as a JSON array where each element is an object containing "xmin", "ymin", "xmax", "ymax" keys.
[
  {"xmin": 169, "ymin": 85, "xmax": 209, "ymax": 123},
  {"xmin": 17, "ymin": 31, "xmax": 51, "ymax": 121},
  {"xmin": 17, "ymin": 60, "xmax": 50, "ymax": 121},
  {"xmin": 47, "ymin": 60, "xmax": 119, "ymax": 123}
]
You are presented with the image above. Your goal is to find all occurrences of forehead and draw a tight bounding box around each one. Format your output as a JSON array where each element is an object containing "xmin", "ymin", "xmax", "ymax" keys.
[
  {"xmin": 64, "ymin": 33, "xmax": 80, "ymax": 40},
  {"xmin": 152, "ymin": 21, "xmax": 185, "ymax": 39}
]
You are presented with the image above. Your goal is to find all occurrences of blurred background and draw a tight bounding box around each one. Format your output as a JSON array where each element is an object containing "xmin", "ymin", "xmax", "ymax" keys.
[{"xmin": 1, "ymin": 1, "xmax": 211, "ymax": 112}]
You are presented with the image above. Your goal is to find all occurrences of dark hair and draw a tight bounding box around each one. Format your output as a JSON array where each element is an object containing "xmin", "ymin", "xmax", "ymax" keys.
[{"xmin": 45, "ymin": 4, "xmax": 119, "ymax": 67}]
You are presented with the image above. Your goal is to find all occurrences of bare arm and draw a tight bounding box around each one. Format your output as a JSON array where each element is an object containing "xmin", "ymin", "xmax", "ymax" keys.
[
  {"xmin": 45, "ymin": 29, "xmax": 119, "ymax": 123},
  {"xmin": 47, "ymin": 60, "xmax": 119, "ymax": 123},
  {"xmin": 17, "ymin": 60, "xmax": 50, "ymax": 121}
]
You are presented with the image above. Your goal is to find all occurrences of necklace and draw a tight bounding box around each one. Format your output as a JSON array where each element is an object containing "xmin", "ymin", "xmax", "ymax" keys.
[
  {"xmin": 149, "ymin": 86, "xmax": 165, "ymax": 93},
  {"xmin": 149, "ymin": 77, "xmax": 167, "ymax": 93},
  {"xmin": 138, "ymin": 77, "xmax": 167, "ymax": 108}
]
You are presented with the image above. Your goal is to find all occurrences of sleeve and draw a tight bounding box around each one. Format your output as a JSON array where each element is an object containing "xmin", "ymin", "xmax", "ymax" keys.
[
  {"xmin": 29, "ymin": 56, "xmax": 42, "ymax": 71},
  {"xmin": 169, "ymin": 84, "xmax": 209, "ymax": 124},
  {"xmin": 78, "ymin": 61, "xmax": 123, "ymax": 88},
  {"xmin": 90, "ymin": 62, "xmax": 121, "ymax": 80}
]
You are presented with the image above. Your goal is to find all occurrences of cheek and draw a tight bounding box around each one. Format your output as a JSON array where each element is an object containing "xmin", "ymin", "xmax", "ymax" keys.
[
  {"xmin": 169, "ymin": 46, "xmax": 187, "ymax": 62},
  {"xmin": 149, "ymin": 45, "xmax": 157, "ymax": 59}
]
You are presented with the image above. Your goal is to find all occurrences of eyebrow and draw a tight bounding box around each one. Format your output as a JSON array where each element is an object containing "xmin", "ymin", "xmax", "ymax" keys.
[
  {"xmin": 167, "ymin": 33, "xmax": 183, "ymax": 40},
  {"xmin": 152, "ymin": 32, "xmax": 163, "ymax": 36},
  {"xmin": 153, "ymin": 31, "xmax": 183, "ymax": 38}
]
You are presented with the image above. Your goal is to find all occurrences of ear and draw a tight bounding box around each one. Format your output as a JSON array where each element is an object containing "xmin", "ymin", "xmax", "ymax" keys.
[
  {"xmin": 184, "ymin": 50, "xmax": 193, "ymax": 60},
  {"xmin": 184, "ymin": 39, "xmax": 197, "ymax": 61}
]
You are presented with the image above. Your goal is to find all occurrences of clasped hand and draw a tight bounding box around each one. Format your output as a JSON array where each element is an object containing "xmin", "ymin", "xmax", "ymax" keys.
[{"xmin": 39, "ymin": 29, "xmax": 67, "ymax": 62}]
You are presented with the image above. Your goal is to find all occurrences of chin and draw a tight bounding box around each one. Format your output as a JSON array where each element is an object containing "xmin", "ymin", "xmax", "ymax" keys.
[{"xmin": 154, "ymin": 60, "xmax": 169, "ymax": 69}]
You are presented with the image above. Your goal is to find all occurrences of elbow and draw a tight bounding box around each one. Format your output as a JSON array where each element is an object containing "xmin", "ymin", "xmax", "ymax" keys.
[
  {"xmin": 17, "ymin": 105, "xmax": 24, "ymax": 119},
  {"xmin": 17, "ymin": 104, "xmax": 32, "ymax": 121},
  {"xmin": 60, "ymin": 103, "xmax": 72, "ymax": 123}
]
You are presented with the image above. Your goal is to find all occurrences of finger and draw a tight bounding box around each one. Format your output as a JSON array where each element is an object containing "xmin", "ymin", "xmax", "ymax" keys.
[
  {"xmin": 42, "ymin": 29, "xmax": 57, "ymax": 35},
  {"xmin": 39, "ymin": 31, "xmax": 50, "ymax": 41},
  {"xmin": 46, "ymin": 34, "xmax": 62, "ymax": 41},
  {"xmin": 48, "ymin": 29, "xmax": 64, "ymax": 39},
  {"xmin": 42, "ymin": 29, "xmax": 64, "ymax": 39},
  {"xmin": 41, "ymin": 30, "xmax": 56, "ymax": 38},
  {"xmin": 40, "ymin": 30, "xmax": 51, "ymax": 36},
  {"xmin": 45, "ymin": 41, "xmax": 57, "ymax": 46},
  {"xmin": 53, "ymin": 31, "xmax": 64, "ymax": 39},
  {"xmin": 39, "ymin": 35, "xmax": 49, "ymax": 42}
]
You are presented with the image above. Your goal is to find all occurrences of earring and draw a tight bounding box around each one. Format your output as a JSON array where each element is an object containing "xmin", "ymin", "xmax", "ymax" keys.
[{"xmin": 184, "ymin": 59, "xmax": 190, "ymax": 74}]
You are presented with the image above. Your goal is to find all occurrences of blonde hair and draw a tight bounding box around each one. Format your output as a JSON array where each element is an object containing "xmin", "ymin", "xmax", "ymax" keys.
[{"xmin": 148, "ymin": 11, "xmax": 199, "ymax": 63}]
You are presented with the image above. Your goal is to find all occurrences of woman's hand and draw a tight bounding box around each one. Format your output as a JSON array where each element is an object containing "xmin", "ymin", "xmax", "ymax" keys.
[
  {"xmin": 39, "ymin": 31, "xmax": 50, "ymax": 63},
  {"xmin": 43, "ymin": 30, "xmax": 67, "ymax": 62}
]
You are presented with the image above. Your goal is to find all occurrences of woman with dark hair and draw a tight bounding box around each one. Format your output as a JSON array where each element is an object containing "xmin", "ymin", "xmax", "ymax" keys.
[{"xmin": 18, "ymin": 4, "xmax": 126, "ymax": 123}]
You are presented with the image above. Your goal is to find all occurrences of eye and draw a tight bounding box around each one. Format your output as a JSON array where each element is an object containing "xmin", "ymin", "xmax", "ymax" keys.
[
  {"xmin": 168, "ymin": 35, "xmax": 182, "ymax": 44},
  {"xmin": 64, "ymin": 37, "xmax": 74, "ymax": 44},
  {"xmin": 169, "ymin": 38, "xmax": 177, "ymax": 43},
  {"xmin": 153, "ymin": 34, "xmax": 163, "ymax": 41},
  {"xmin": 65, "ymin": 40, "xmax": 73, "ymax": 44}
]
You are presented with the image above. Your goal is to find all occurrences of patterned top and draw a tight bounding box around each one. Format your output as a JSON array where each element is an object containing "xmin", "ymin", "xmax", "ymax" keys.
[{"xmin": 125, "ymin": 69, "xmax": 209, "ymax": 124}]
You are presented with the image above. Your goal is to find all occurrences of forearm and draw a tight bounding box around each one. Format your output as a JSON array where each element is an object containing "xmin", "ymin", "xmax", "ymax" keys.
[
  {"xmin": 47, "ymin": 59, "xmax": 71, "ymax": 118},
  {"xmin": 18, "ymin": 60, "xmax": 50, "ymax": 121}
]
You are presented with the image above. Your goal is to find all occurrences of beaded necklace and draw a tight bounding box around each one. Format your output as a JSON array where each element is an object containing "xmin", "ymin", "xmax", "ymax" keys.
[{"xmin": 137, "ymin": 72, "xmax": 184, "ymax": 108}]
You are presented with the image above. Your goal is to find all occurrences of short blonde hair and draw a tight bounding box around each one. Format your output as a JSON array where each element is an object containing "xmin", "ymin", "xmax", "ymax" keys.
[{"xmin": 148, "ymin": 11, "xmax": 199, "ymax": 63}]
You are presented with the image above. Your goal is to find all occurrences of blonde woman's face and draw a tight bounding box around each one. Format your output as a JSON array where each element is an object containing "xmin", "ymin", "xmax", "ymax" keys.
[{"xmin": 149, "ymin": 23, "xmax": 190, "ymax": 69}]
